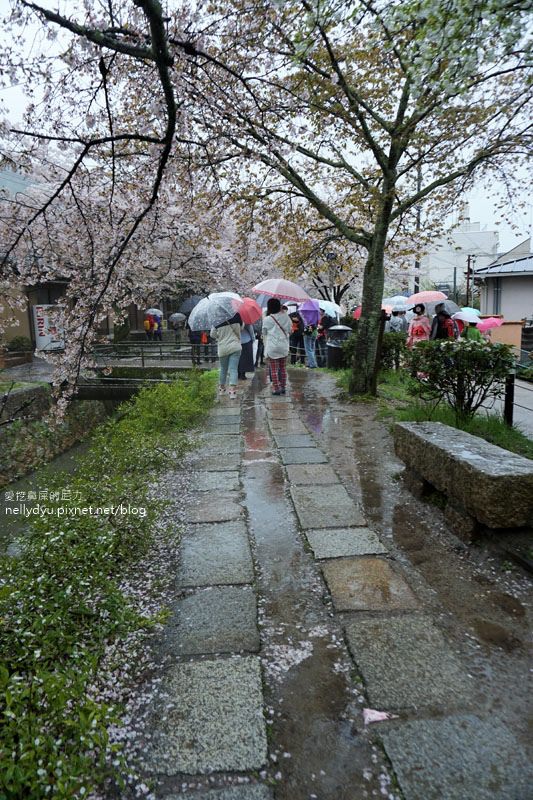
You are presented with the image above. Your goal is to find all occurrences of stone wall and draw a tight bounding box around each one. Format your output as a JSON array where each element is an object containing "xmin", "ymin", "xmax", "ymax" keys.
[
  {"xmin": 1, "ymin": 385, "xmax": 52, "ymax": 423},
  {"xmin": 0, "ymin": 399, "xmax": 108, "ymax": 487}
]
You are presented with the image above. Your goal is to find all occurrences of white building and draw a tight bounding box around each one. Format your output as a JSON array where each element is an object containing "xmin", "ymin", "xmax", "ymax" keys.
[
  {"xmin": 419, "ymin": 217, "xmax": 499, "ymax": 294},
  {"xmin": 474, "ymin": 238, "xmax": 533, "ymax": 322}
]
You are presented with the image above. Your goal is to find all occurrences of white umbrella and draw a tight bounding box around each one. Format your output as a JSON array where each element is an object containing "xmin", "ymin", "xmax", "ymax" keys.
[
  {"xmin": 188, "ymin": 292, "xmax": 243, "ymax": 331},
  {"xmin": 452, "ymin": 310, "xmax": 481, "ymax": 324},
  {"xmin": 318, "ymin": 299, "xmax": 344, "ymax": 317},
  {"xmin": 145, "ymin": 307, "xmax": 163, "ymax": 316},
  {"xmin": 383, "ymin": 295, "xmax": 409, "ymax": 307},
  {"xmin": 168, "ymin": 312, "xmax": 186, "ymax": 323},
  {"xmin": 252, "ymin": 278, "xmax": 311, "ymax": 302}
]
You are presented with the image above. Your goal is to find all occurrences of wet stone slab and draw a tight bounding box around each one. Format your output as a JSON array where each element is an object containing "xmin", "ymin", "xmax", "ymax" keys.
[
  {"xmin": 322, "ymin": 557, "xmax": 419, "ymax": 612},
  {"xmin": 285, "ymin": 463, "xmax": 339, "ymax": 485},
  {"xmin": 272, "ymin": 433, "xmax": 316, "ymax": 448},
  {"xmin": 380, "ymin": 714, "xmax": 532, "ymax": 800},
  {"xmin": 178, "ymin": 521, "xmax": 254, "ymax": 587},
  {"xmin": 191, "ymin": 453, "xmax": 242, "ymax": 471},
  {"xmin": 306, "ymin": 527, "xmax": 388, "ymax": 559},
  {"xmin": 210, "ymin": 409, "xmax": 242, "ymax": 419},
  {"xmin": 290, "ymin": 485, "xmax": 365, "ymax": 528},
  {"xmin": 147, "ymin": 657, "xmax": 267, "ymax": 774},
  {"xmin": 192, "ymin": 471, "xmax": 240, "ymax": 492},
  {"xmin": 279, "ymin": 448, "xmax": 328, "ymax": 466},
  {"xmin": 198, "ymin": 435, "xmax": 243, "ymax": 454},
  {"xmin": 186, "ymin": 491, "xmax": 243, "ymax": 523},
  {"xmin": 166, "ymin": 586, "xmax": 259, "ymax": 655},
  {"xmin": 205, "ymin": 422, "xmax": 241, "ymax": 435},
  {"xmin": 344, "ymin": 614, "xmax": 470, "ymax": 709},
  {"xmin": 167, "ymin": 786, "xmax": 274, "ymax": 800},
  {"xmin": 268, "ymin": 420, "xmax": 308, "ymax": 434}
]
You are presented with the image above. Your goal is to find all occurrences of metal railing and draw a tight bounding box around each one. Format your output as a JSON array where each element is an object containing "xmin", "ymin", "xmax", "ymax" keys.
[{"xmin": 90, "ymin": 342, "xmax": 217, "ymax": 366}]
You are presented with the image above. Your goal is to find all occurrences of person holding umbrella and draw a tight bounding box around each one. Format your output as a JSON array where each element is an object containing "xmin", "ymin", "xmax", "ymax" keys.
[
  {"xmin": 262, "ymin": 298, "xmax": 291, "ymax": 395},
  {"xmin": 210, "ymin": 312, "xmax": 243, "ymax": 398}
]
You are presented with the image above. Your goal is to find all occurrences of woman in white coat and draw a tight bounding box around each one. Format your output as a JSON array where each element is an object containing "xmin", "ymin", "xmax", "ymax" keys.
[{"xmin": 262, "ymin": 298, "xmax": 292, "ymax": 395}]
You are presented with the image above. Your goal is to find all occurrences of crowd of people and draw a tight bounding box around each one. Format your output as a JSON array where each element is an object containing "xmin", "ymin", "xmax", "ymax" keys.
[
  {"xmin": 146, "ymin": 297, "xmax": 487, "ymax": 399},
  {"xmin": 404, "ymin": 301, "xmax": 487, "ymax": 349},
  {"xmin": 208, "ymin": 301, "xmax": 337, "ymax": 397}
]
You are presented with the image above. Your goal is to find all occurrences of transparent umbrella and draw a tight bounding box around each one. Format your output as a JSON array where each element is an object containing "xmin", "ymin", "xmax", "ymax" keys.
[{"xmin": 188, "ymin": 292, "xmax": 243, "ymax": 331}]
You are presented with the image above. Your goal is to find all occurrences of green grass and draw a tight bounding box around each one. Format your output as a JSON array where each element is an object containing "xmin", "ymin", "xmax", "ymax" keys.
[
  {"xmin": 0, "ymin": 372, "xmax": 217, "ymax": 799},
  {"xmin": 335, "ymin": 367, "xmax": 533, "ymax": 460}
]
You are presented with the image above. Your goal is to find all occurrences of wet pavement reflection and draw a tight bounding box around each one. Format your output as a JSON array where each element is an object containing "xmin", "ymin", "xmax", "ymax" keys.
[{"xmin": 241, "ymin": 369, "xmax": 394, "ymax": 800}]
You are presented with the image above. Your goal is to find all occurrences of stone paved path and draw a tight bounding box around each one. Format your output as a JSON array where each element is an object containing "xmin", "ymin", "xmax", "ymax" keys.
[{"xmin": 143, "ymin": 369, "xmax": 532, "ymax": 800}]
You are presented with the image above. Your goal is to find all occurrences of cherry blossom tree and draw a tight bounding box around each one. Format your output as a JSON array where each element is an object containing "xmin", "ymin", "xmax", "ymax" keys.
[{"xmin": 1, "ymin": 0, "xmax": 531, "ymax": 397}]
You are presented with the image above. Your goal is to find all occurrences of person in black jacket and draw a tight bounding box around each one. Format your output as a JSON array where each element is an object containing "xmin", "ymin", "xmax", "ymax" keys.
[{"xmin": 289, "ymin": 313, "xmax": 305, "ymax": 365}]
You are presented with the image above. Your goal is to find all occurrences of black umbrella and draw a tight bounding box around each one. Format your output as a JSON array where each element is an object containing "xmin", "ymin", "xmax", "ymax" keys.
[{"xmin": 178, "ymin": 294, "xmax": 204, "ymax": 315}]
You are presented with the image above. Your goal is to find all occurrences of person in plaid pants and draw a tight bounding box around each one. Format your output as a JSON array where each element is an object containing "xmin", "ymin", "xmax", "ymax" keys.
[{"xmin": 262, "ymin": 298, "xmax": 292, "ymax": 396}]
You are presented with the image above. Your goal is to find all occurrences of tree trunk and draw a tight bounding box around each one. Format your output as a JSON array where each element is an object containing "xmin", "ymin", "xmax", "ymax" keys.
[{"xmin": 348, "ymin": 205, "xmax": 392, "ymax": 395}]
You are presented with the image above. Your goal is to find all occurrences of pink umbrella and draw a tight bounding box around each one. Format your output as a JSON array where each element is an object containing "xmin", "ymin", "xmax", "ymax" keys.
[
  {"xmin": 252, "ymin": 278, "xmax": 311, "ymax": 302},
  {"xmin": 407, "ymin": 290, "xmax": 447, "ymax": 305},
  {"xmin": 477, "ymin": 317, "xmax": 504, "ymax": 333},
  {"xmin": 239, "ymin": 297, "xmax": 262, "ymax": 325}
]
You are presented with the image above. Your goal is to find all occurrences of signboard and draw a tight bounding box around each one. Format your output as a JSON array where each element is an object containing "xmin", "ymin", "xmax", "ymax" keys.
[{"xmin": 32, "ymin": 305, "xmax": 64, "ymax": 351}]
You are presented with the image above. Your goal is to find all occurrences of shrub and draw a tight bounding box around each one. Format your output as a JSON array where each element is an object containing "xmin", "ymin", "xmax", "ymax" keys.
[
  {"xmin": 380, "ymin": 332, "xmax": 407, "ymax": 370},
  {"xmin": 406, "ymin": 339, "xmax": 515, "ymax": 421},
  {"xmin": 5, "ymin": 336, "xmax": 33, "ymax": 352},
  {"xmin": 0, "ymin": 373, "xmax": 216, "ymax": 799}
]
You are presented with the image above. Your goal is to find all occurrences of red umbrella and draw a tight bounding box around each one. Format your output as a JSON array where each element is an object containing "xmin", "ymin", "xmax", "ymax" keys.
[
  {"xmin": 353, "ymin": 303, "xmax": 393, "ymax": 319},
  {"xmin": 239, "ymin": 297, "xmax": 262, "ymax": 325}
]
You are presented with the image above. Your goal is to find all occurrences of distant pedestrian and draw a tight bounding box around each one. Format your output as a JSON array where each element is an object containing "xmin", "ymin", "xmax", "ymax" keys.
[
  {"xmin": 430, "ymin": 302, "xmax": 457, "ymax": 340},
  {"xmin": 263, "ymin": 298, "xmax": 291, "ymax": 395},
  {"xmin": 289, "ymin": 313, "xmax": 305, "ymax": 365},
  {"xmin": 144, "ymin": 315, "xmax": 154, "ymax": 340},
  {"xmin": 303, "ymin": 322, "xmax": 318, "ymax": 368},
  {"xmin": 316, "ymin": 312, "xmax": 334, "ymax": 367},
  {"xmin": 238, "ymin": 323, "xmax": 255, "ymax": 380},
  {"xmin": 460, "ymin": 322, "xmax": 484, "ymax": 343},
  {"xmin": 254, "ymin": 318, "xmax": 265, "ymax": 367},
  {"xmin": 406, "ymin": 304, "xmax": 431, "ymax": 350},
  {"xmin": 187, "ymin": 322, "xmax": 202, "ymax": 365},
  {"xmin": 210, "ymin": 312, "xmax": 242, "ymax": 399},
  {"xmin": 153, "ymin": 316, "xmax": 163, "ymax": 341}
]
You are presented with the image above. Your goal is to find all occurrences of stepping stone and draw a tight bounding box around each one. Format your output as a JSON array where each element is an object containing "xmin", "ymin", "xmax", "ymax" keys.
[
  {"xmin": 268, "ymin": 420, "xmax": 308, "ymax": 434},
  {"xmin": 306, "ymin": 527, "xmax": 388, "ymax": 559},
  {"xmin": 192, "ymin": 454, "xmax": 242, "ymax": 471},
  {"xmin": 322, "ymin": 557, "xmax": 419, "ymax": 612},
  {"xmin": 205, "ymin": 423, "xmax": 241, "ymax": 434},
  {"xmin": 210, "ymin": 409, "xmax": 241, "ymax": 419},
  {"xmin": 380, "ymin": 715, "xmax": 532, "ymax": 799},
  {"xmin": 147, "ymin": 657, "xmax": 267, "ymax": 774},
  {"xmin": 198, "ymin": 435, "xmax": 242, "ymax": 454},
  {"xmin": 178, "ymin": 521, "xmax": 254, "ymax": 587},
  {"xmin": 344, "ymin": 615, "xmax": 470, "ymax": 709},
  {"xmin": 291, "ymin": 485, "xmax": 365, "ymax": 528},
  {"xmin": 193, "ymin": 471, "xmax": 240, "ymax": 492},
  {"xmin": 167, "ymin": 787, "xmax": 273, "ymax": 800},
  {"xmin": 279, "ymin": 448, "xmax": 328, "ymax": 465},
  {"xmin": 166, "ymin": 586, "xmax": 259, "ymax": 655},
  {"xmin": 286, "ymin": 463, "xmax": 339, "ymax": 485},
  {"xmin": 187, "ymin": 491, "xmax": 243, "ymax": 523},
  {"xmin": 272, "ymin": 433, "xmax": 316, "ymax": 448}
]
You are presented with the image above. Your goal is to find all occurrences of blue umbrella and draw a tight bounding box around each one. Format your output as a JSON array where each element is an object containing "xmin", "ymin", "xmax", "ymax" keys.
[{"xmin": 178, "ymin": 294, "xmax": 204, "ymax": 314}]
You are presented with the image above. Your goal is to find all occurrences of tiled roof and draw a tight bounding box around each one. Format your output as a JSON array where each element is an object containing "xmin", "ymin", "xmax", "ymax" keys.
[{"xmin": 475, "ymin": 254, "xmax": 533, "ymax": 276}]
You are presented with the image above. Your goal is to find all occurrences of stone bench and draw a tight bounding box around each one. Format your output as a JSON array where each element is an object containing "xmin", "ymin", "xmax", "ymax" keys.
[{"xmin": 393, "ymin": 421, "xmax": 533, "ymax": 541}]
